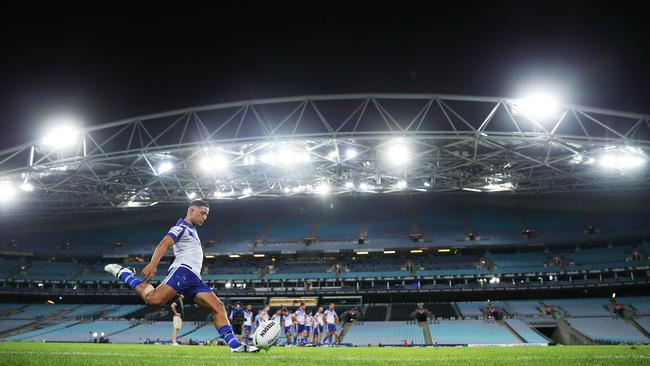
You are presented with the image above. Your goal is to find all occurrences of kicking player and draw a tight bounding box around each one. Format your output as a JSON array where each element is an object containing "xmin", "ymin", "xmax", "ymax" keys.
[
  {"xmin": 104, "ymin": 200, "xmax": 258, "ymax": 352},
  {"xmin": 292, "ymin": 302, "xmax": 306, "ymax": 346},
  {"xmin": 323, "ymin": 303, "xmax": 339, "ymax": 346}
]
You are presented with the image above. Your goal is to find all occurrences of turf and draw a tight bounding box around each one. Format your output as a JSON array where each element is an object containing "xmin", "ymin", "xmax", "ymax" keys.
[{"xmin": 1, "ymin": 342, "xmax": 649, "ymax": 366}]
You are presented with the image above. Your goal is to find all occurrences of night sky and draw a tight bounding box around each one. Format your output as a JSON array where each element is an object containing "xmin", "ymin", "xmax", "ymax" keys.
[{"xmin": 1, "ymin": 1, "xmax": 648, "ymax": 150}]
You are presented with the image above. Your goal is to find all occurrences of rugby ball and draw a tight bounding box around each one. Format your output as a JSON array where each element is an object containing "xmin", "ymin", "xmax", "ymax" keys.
[{"xmin": 252, "ymin": 320, "xmax": 281, "ymax": 349}]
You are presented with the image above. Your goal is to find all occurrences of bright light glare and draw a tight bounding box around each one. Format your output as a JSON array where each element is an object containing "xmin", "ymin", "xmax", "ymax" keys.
[
  {"xmin": 396, "ymin": 180, "xmax": 407, "ymax": 189},
  {"xmin": 346, "ymin": 149, "xmax": 357, "ymax": 159},
  {"xmin": 387, "ymin": 143, "xmax": 410, "ymax": 165},
  {"xmin": 515, "ymin": 92, "xmax": 560, "ymax": 119},
  {"xmin": 0, "ymin": 183, "xmax": 17, "ymax": 202},
  {"xmin": 359, "ymin": 182, "xmax": 369, "ymax": 190},
  {"xmin": 20, "ymin": 182, "xmax": 34, "ymax": 192},
  {"xmin": 328, "ymin": 150, "xmax": 338, "ymax": 159},
  {"xmin": 42, "ymin": 123, "xmax": 79, "ymax": 149},
  {"xmin": 599, "ymin": 147, "xmax": 647, "ymax": 170},
  {"xmin": 316, "ymin": 183, "xmax": 330, "ymax": 195},
  {"xmin": 242, "ymin": 187, "xmax": 253, "ymax": 195},
  {"xmin": 345, "ymin": 181, "xmax": 354, "ymax": 189},
  {"xmin": 187, "ymin": 192, "xmax": 197, "ymax": 199},
  {"xmin": 199, "ymin": 155, "xmax": 229, "ymax": 171},
  {"xmin": 157, "ymin": 161, "xmax": 173, "ymax": 174}
]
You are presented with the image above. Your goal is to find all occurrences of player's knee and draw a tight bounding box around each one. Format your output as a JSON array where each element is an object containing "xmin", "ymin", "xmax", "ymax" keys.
[{"xmin": 146, "ymin": 296, "xmax": 165, "ymax": 307}]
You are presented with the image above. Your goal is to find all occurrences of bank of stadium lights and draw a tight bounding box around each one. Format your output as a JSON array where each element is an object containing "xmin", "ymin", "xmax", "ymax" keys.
[
  {"xmin": 387, "ymin": 141, "xmax": 410, "ymax": 165},
  {"xmin": 156, "ymin": 161, "xmax": 173, "ymax": 175},
  {"xmin": 598, "ymin": 146, "xmax": 647, "ymax": 171},
  {"xmin": 0, "ymin": 183, "xmax": 16, "ymax": 203},
  {"xmin": 199, "ymin": 154, "xmax": 229, "ymax": 172},
  {"xmin": 186, "ymin": 192, "xmax": 197, "ymax": 200},
  {"xmin": 512, "ymin": 91, "xmax": 561, "ymax": 120},
  {"xmin": 396, "ymin": 180, "xmax": 407, "ymax": 189},
  {"xmin": 316, "ymin": 182, "xmax": 330, "ymax": 195},
  {"xmin": 41, "ymin": 119, "xmax": 80, "ymax": 150},
  {"xmin": 344, "ymin": 181, "xmax": 355, "ymax": 190},
  {"xmin": 242, "ymin": 187, "xmax": 253, "ymax": 196}
]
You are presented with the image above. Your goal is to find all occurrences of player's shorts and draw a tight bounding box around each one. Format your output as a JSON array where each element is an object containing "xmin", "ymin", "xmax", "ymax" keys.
[
  {"xmin": 327, "ymin": 324, "xmax": 336, "ymax": 332},
  {"xmin": 162, "ymin": 265, "xmax": 211, "ymax": 300},
  {"xmin": 305, "ymin": 326, "xmax": 312, "ymax": 334},
  {"xmin": 284, "ymin": 326, "xmax": 292, "ymax": 334},
  {"xmin": 173, "ymin": 315, "xmax": 182, "ymax": 330},
  {"xmin": 244, "ymin": 325, "xmax": 252, "ymax": 333},
  {"xmin": 314, "ymin": 325, "xmax": 323, "ymax": 334},
  {"xmin": 296, "ymin": 324, "xmax": 305, "ymax": 333}
]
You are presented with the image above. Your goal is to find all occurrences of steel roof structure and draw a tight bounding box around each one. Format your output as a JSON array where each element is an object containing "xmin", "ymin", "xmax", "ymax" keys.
[{"xmin": 1, "ymin": 93, "xmax": 649, "ymax": 215}]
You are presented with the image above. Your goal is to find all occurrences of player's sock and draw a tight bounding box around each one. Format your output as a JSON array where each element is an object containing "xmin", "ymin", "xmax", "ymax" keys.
[
  {"xmin": 301, "ymin": 336, "xmax": 306, "ymax": 346},
  {"xmin": 218, "ymin": 325, "xmax": 242, "ymax": 349},
  {"xmin": 118, "ymin": 271, "xmax": 142, "ymax": 289}
]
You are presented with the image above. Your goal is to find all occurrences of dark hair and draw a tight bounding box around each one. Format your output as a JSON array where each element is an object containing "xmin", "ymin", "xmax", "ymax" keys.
[{"xmin": 189, "ymin": 199, "xmax": 209, "ymax": 208}]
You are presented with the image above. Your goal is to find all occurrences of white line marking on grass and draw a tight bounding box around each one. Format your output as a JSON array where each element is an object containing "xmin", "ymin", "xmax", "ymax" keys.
[{"xmin": 1, "ymin": 350, "xmax": 650, "ymax": 362}]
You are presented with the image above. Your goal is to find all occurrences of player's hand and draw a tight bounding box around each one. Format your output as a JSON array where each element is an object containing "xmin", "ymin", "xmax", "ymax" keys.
[{"xmin": 142, "ymin": 263, "xmax": 157, "ymax": 281}]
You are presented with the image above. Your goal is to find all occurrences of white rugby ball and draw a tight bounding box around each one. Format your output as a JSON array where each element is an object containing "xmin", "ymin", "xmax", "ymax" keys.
[{"xmin": 252, "ymin": 320, "xmax": 281, "ymax": 349}]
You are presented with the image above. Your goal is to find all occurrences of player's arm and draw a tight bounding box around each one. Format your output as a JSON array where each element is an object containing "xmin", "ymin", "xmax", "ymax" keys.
[
  {"xmin": 142, "ymin": 235, "xmax": 174, "ymax": 280},
  {"xmin": 335, "ymin": 313, "xmax": 339, "ymax": 324}
]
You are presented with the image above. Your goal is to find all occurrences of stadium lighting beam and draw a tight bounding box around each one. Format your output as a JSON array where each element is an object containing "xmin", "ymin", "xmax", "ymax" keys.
[
  {"xmin": 513, "ymin": 91, "xmax": 560, "ymax": 120},
  {"xmin": 157, "ymin": 161, "xmax": 173, "ymax": 175},
  {"xmin": 346, "ymin": 149, "xmax": 357, "ymax": 159},
  {"xmin": 0, "ymin": 183, "xmax": 17, "ymax": 203},
  {"xmin": 199, "ymin": 155, "xmax": 229, "ymax": 172},
  {"xmin": 316, "ymin": 182, "xmax": 330, "ymax": 195},
  {"xmin": 387, "ymin": 141, "xmax": 410, "ymax": 165},
  {"xmin": 20, "ymin": 182, "xmax": 34, "ymax": 192},
  {"xmin": 598, "ymin": 146, "xmax": 647, "ymax": 171},
  {"xmin": 41, "ymin": 118, "xmax": 80, "ymax": 149}
]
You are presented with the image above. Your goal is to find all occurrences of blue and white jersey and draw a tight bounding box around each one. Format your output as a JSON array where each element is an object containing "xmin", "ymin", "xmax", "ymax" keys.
[
  {"xmin": 229, "ymin": 307, "xmax": 245, "ymax": 320},
  {"xmin": 324, "ymin": 309, "xmax": 337, "ymax": 324},
  {"xmin": 166, "ymin": 218, "xmax": 203, "ymax": 277},
  {"xmin": 271, "ymin": 313, "xmax": 282, "ymax": 324},
  {"xmin": 305, "ymin": 314, "xmax": 313, "ymax": 328},
  {"xmin": 283, "ymin": 314, "xmax": 293, "ymax": 327},
  {"xmin": 315, "ymin": 311, "xmax": 325, "ymax": 326},
  {"xmin": 243, "ymin": 310, "xmax": 253, "ymax": 326},
  {"xmin": 256, "ymin": 311, "xmax": 269, "ymax": 326},
  {"xmin": 294, "ymin": 309, "xmax": 306, "ymax": 325}
]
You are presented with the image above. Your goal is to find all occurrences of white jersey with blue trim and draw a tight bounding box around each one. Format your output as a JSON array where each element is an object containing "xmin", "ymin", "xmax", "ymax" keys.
[
  {"xmin": 166, "ymin": 218, "xmax": 203, "ymax": 277},
  {"xmin": 271, "ymin": 313, "xmax": 282, "ymax": 324},
  {"xmin": 315, "ymin": 311, "xmax": 325, "ymax": 326},
  {"xmin": 283, "ymin": 314, "xmax": 293, "ymax": 327},
  {"xmin": 324, "ymin": 309, "xmax": 337, "ymax": 324},
  {"xmin": 244, "ymin": 310, "xmax": 253, "ymax": 326},
  {"xmin": 305, "ymin": 314, "xmax": 313, "ymax": 327},
  {"xmin": 294, "ymin": 309, "xmax": 306, "ymax": 325}
]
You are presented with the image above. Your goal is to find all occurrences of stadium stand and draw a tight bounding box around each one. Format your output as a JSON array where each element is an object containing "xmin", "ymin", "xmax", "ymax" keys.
[
  {"xmin": 566, "ymin": 317, "xmax": 650, "ymax": 344},
  {"xmin": 344, "ymin": 321, "xmax": 424, "ymax": 346},
  {"xmin": 429, "ymin": 320, "xmax": 522, "ymax": 345}
]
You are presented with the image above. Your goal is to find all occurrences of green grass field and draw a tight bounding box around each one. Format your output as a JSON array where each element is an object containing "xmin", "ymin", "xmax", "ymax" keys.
[{"xmin": 1, "ymin": 342, "xmax": 649, "ymax": 366}]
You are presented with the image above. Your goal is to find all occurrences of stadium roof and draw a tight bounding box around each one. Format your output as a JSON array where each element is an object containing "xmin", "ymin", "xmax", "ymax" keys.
[{"xmin": 1, "ymin": 93, "xmax": 649, "ymax": 215}]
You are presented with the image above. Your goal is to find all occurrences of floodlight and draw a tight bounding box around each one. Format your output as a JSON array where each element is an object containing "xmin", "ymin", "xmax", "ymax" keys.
[
  {"xmin": 157, "ymin": 161, "xmax": 173, "ymax": 174},
  {"xmin": 346, "ymin": 149, "xmax": 357, "ymax": 159},
  {"xmin": 0, "ymin": 183, "xmax": 16, "ymax": 202},
  {"xmin": 514, "ymin": 91, "xmax": 560, "ymax": 119},
  {"xmin": 387, "ymin": 143, "xmax": 410, "ymax": 165},
  {"xmin": 20, "ymin": 182, "xmax": 34, "ymax": 192},
  {"xmin": 42, "ymin": 119, "xmax": 80, "ymax": 149}
]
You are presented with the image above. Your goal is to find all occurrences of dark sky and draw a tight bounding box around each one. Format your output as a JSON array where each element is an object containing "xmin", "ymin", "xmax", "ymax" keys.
[{"xmin": 1, "ymin": 1, "xmax": 648, "ymax": 150}]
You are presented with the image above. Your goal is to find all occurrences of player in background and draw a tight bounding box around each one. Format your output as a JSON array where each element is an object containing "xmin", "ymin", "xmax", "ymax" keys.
[
  {"xmin": 271, "ymin": 308, "xmax": 282, "ymax": 324},
  {"xmin": 104, "ymin": 200, "xmax": 257, "ymax": 352},
  {"xmin": 170, "ymin": 295, "xmax": 184, "ymax": 345},
  {"xmin": 229, "ymin": 301, "xmax": 246, "ymax": 343},
  {"xmin": 304, "ymin": 309, "xmax": 314, "ymax": 346},
  {"xmin": 313, "ymin": 306, "xmax": 324, "ymax": 346},
  {"xmin": 242, "ymin": 304, "xmax": 253, "ymax": 345},
  {"xmin": 323, "ymin": 303, "xmax": 339, "ymax": 346},
  {"xmin": 292, "ymin": 302, "xmax": 306, "ymax": 346},
  {"xmin": 282, "ymin": 307, "xmax": 293, "ymax": 346}
]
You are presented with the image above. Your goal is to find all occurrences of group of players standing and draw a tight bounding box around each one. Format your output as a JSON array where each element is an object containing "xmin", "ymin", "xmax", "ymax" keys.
[{"xmin": 229, "ymin": 302, "xmax": 341, "ymax": 346}]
